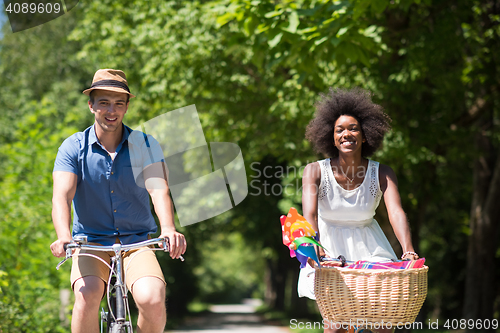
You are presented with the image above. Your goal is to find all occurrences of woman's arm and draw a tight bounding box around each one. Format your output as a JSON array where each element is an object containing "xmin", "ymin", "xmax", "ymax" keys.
[
  {"xmin": 379, "ymin": 164, "xmax": 419, "ymax": 260},
  {"xmin": 302, "ymin": 162, "xmax": 321, "ymax": 231},
  {"xmin": 301, "ymin": 162, "xmax": 324, "ymax": 262}
]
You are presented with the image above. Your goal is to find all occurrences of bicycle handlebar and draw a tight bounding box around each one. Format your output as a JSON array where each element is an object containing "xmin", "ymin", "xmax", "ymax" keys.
[
  {"xmin": 63, "ymin": 237, "xmax": 169, "ymax": 252},
  {"xmin": 57, "ymin": 237, "xmax": 184, "ymax": 270}
]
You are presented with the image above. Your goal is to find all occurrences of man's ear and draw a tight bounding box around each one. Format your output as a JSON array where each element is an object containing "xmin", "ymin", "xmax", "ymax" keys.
[{"xmin": 88, "ymin": 100, "xmax": 95, "ymax": 114}]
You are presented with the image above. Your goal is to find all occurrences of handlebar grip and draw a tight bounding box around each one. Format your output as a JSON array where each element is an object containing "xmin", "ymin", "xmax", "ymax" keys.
[{"xmin": 63, "ymin": 242, "xmax": 75, "ymax": 251}]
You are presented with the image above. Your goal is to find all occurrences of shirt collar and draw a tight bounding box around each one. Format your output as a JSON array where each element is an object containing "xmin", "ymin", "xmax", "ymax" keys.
[
  {"xmin": 88, "ymin": 124, "xmax": 131, "ymax": 148},
  {"xmin": 89, "ymin": 124, "xmax": 98, "ymax": 146}
]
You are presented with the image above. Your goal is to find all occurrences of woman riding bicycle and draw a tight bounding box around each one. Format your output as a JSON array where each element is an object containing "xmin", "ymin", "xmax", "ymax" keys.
[{"xmin": 299, "ymin": 88, "xmax": 419, "ymax": 333}]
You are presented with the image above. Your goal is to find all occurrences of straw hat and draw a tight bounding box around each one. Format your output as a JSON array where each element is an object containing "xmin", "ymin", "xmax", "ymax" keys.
[{"xmin": 82, "ymin": 69, "xmax": 136, "ymax": 98}]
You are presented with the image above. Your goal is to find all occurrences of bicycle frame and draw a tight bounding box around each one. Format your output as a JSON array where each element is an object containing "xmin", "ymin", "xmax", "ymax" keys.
[{"xmin": 57, "ymin": 237, "xmax": 183, "ymax": 333}]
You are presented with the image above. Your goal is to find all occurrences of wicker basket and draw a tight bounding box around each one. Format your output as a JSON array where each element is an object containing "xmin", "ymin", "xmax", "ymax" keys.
[{"xmin": 314, "ymin": 266, "xmax": 428, "ymax": 326}]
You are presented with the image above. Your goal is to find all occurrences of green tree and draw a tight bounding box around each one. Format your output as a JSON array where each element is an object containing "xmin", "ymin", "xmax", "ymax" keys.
[
  {"xmin": 0, "ymin": 99, "xmax": 81, "ymax": 332},
  {"xmin": 213, "ymin": 0, "xmax": 500, "ymax": 323},
  {"xmin": 2, "ymin": 0, "xmax": 499, "ymax": 329},
  {"xmin": 0, "ymin": 10, "xmax": 88, "ymax": 331}
]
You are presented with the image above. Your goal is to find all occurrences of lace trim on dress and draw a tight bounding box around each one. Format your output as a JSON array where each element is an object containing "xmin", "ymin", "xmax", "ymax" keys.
[
  {"xmin": 318, "ymin": 159, "xmax": 331, "ymax": 200},
  {"xmin": 369, "ymin": 161, "xmax": 382, "ymax": 200},
  {"xmin": 319, "ymin": 159, "xmax": 381, "ymax": 200}
]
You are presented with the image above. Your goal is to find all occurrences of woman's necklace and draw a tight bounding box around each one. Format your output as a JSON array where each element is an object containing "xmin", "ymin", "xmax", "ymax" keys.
[
  {"xmin": 341, "ymin": 170, "xmax": 354, "ymax": 183},
  {"xmin": 337, "ymin": 160, "xmax": 355, "ymax": 183}
]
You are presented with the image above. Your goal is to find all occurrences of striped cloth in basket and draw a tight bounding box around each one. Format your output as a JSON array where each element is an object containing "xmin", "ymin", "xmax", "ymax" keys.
[{"xmin": 346, "ymin": 258, "xmax": 425, "ymax": 269}]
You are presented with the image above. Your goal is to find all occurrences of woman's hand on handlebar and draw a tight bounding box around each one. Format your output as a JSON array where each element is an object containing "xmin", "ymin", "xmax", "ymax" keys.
[
  {"xmin": 305, "ymin": 244, "xmax": 327, "ymax": 268},
  {"xmin": 50, "ymin": 238, "xmax": 72, "ymax": 258},
  {"xmin": 160, "ymin": 229, "xmax": 187, "ymax": 259}
]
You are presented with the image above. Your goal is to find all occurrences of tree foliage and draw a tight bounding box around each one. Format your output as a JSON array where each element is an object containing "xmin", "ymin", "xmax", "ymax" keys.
[
  {"xmin": 0, "ymin": 9, "xmax": 88, "ymax": 330},
  {"xmin": 212, "ymin": 0, "xmax": 500, "ymax": 321},
  {"xmin": 1, "ymin": 0, "xmax": 499, "ymax": 330}
]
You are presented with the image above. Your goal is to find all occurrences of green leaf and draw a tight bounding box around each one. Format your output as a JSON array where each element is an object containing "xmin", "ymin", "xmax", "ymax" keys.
[
  {"xmin": 297, "ymin": 26, "xmax": 318, "ymax": 35},
  {"xmin": 315, "ymin": 36, "xmax": 328, "ymax": 45},
  {"xmin": 216, "ymin": 12, "xmax": 236, "ymax": 27},
  {"xmin": 243, "ymin": 16, "xmax": 255, "ymax": 36},
  {"xmin": 264, "ymin": 10, "xmax": 283, "ymax": 18},
  {"xmin": 268, "ymin": 32, "xmax": 283, "ymax": 48},
  {"xmin": 256, "ymin": 23, "xmax": 270, "ymax": 33},
  {"xmin": 283, "ymin": 11, "xmax": 300, "ymax": 34},
  {"xmin": 363, "ymin": 25, "xmax": 378, "ymax": 36},
  {"xmin": 337, "ymin": 27, "xmax": 349, "ymax": 37}
]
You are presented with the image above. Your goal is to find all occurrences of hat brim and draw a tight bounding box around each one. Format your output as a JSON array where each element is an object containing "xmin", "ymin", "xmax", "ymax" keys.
[{"xmin": 83, "ymin": 86, "xmax": 136, "ymax": 98}]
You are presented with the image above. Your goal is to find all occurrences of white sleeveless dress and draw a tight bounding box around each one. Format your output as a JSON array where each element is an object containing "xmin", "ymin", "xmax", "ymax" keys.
[{"xmin": 297, "ymin": 158, "xmax": 397, "ymax": 299}]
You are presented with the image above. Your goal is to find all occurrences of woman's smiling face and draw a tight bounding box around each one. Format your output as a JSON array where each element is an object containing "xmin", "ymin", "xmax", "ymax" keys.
[{"xmin": 333, "ymin": 115, "xmax": 365, "ymax": 155}]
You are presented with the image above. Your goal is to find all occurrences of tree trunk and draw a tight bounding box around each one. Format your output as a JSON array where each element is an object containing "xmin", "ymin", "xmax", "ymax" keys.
[
  {"xmin": 463, "ymin": 0, "xmax": 500, "ymax": 324},
  {"xmin": 264, "ymin": 255, "xmax": 287, "ymax": 311},
  {"xmin": 463, "ymin": 115, "xmax": 500, "ymax": 322}
]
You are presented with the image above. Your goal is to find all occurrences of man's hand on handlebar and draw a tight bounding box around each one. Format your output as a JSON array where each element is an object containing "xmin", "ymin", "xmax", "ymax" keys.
[
  {"xmin": 50, "ymin": 238, "xmax": 72, "ymax": 258},
  {"xmin": 160, "ymin": 228, "xmax": 186, "ymax": 260}
]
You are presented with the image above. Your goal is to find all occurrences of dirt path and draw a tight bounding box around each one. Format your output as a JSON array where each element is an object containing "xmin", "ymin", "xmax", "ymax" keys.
[{"xmin": 167, "ymin": 301, "xmax": 291, "ymax": 333}]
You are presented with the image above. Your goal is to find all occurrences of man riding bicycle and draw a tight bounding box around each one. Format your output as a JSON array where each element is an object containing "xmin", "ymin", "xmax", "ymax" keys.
[{"xmin": 50, "ymin": 69, "xmax": 187, "ymax": 333}]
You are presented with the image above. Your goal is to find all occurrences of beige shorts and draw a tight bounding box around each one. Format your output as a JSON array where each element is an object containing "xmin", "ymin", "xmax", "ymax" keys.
[{"xmin": 70, "ymin": 243, "xmax": 165, "ymax": 291}]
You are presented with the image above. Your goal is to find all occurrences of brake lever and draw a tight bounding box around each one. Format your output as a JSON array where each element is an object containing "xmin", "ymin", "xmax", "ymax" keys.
[
  {"xmin": 56, "ymin": 257, "xmax": 69, "ymax": 270},
  {"xmin": 162, "ymin": 238, "xmax": 185, "ymax": 262},
  {"xmin": 56, "ymin": 243, "xmax": 76, "ymax": 270}
]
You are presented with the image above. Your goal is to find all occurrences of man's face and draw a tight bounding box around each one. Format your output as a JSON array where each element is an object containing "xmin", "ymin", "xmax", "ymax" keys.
[{"xmin": 88, "ymin": 90, "xmax": 129, "ymax": 134}]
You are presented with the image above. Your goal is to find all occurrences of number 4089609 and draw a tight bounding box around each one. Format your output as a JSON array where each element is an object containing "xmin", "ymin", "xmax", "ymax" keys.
[
  {"xmin": 5, "ymin": 2, "xmax": 62, "ymax": 14},
  {"xmin": 444, "ymin": 319, "xmax": 498, "ymax": 330}
]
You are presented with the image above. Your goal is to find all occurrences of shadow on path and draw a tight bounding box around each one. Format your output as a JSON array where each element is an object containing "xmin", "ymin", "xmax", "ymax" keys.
[{"xmin": 167, "ymin": 300, "xmax": 291, "ymax": 333}]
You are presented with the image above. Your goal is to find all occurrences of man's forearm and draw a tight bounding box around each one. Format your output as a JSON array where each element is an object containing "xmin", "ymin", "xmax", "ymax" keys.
[
  {"xmin": 150, "ymin": 190, "xmax": 176, "ymax": 232},
  {"xmin": 52, "ymin": 197, "xmax": 72, "ymax": 240}
]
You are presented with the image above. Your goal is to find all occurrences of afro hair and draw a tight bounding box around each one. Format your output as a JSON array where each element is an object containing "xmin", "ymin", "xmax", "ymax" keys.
[{"xmin": 305, "ymin": 87, "xmax": 391, "ymax": 158}]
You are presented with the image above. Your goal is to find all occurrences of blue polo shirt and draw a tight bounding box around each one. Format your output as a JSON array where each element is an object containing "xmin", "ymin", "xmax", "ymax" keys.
[{"xmin": 53, "ymin": 124, "xmax": 164, "ymax": 246}]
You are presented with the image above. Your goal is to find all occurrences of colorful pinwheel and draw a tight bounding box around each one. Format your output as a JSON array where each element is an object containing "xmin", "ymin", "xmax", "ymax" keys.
[{"xmin": 280, "ymin": 207, "xmax": 324, "ymax": 268}]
